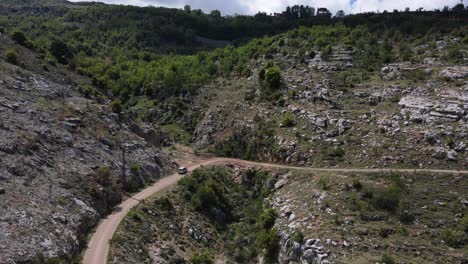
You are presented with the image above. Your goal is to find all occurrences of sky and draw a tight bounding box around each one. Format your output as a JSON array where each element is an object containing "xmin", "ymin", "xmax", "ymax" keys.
[{"xmin": 69, "ymin": 0, "xmax": 464, "ymax": 15}]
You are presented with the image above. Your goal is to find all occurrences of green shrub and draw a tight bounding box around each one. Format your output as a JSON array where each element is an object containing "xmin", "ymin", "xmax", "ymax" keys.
[
  {"xmin": 399, "ymin": 209, "xmax": 415, "ymax": 224},
  {"xmin": 381, "ymin": 254, "xmax": 396, "ymax": 264},
  {"xmin": 291, "ymin": 230, "xmax": 304, "ymax": 243},
  {"xmin": 95, "ymin": 167, "xmax": 113, "ymax": 185},
  {"xmin": 446, "ymin": 45, "xmax": 462, "ymax": 62},
  {"xmin": 352, "ymin": 179, "xmax": 362, "ymax": 191},
  {"xmin": 321, "ymin": 44, "xmax": 332, "ymax": 59},
  {"xmin": 327, "ymin": 146, "xmax": 345, "ymax": 158},
  {"xmin": 461, "ymin": 215, "xmax": 468, "ymax": 233},
  {"xmin": 258, "ymin": 68, "xmax": 266, "ymax": 80},
  {"xmin": 256, "ymin": 228, "xmax": 279, "ymax": 263},
  {"xmin": 281, "ymin": 113, "xmax": 295, "ymax": 127},
  {"xmin": 154, "ymin": 197, "xmax": 173, "ymax": 211},
  {"xmin": 319, "ymin": 176, "xmax": 329, "ymax": 190},
  {"xmin": 258, "ymin": 209, "xmax": 277, "ymax": 230},
  {"xmin": 441, "ymin": 229, "xmax": 465, "ymax": 248},
  {"xmin": 6, "ymin": 49, "xmax": 18, "ymax": 65},
  {"xmin": 372, "ymin": 186, "xmax": 401, "ymax": 213},
  {"xmin": 49, "ymin": 39, "xmax": 73, "ymax": 64},
  {"xmin": 128, "ymin": 209, "xmax": 143, "ymax": 222},
  {"xmin": 110, "ymin": 99, "xmax": 123, "ymax": 113},
  {"xmin": 190, "ymin": 252, "xmax": 213, "ymax": 264},
  {"xmin": 11, "ymin": 31, "xmax": 27, "ymax": 45},
  {"xmin": 264, "ymin": 67, "xmax": 281, "ymax": 90}
]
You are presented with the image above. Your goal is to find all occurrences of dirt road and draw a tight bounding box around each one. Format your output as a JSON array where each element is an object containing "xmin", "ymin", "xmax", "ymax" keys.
[{"xmin": 82, "ymin": 158, "xmax": 468, "ymax": 264}]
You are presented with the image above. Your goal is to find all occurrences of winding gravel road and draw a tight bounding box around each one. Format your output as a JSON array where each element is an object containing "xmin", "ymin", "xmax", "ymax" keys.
[{"xmin": 82, "ymin": 158, "xmax": 468, "ymax": 264}]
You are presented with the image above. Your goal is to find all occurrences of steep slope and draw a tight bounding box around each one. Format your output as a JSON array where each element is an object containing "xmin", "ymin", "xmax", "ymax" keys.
[
  {"xmin": 0, "ymin": 34, "xmax": 174, "ymax": 263},
  {"xmin": 189, "ymin": 25, "xmax": 468, "ymax": 169},
  {"xmin": 109, "ymin": 164, "xmax": 468, "ymax": 263}
]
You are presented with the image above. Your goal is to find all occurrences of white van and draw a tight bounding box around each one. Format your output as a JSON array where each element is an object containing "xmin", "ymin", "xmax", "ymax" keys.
[{"xmin": 178, "ymin": 167, "xmax": 188, "ymax": 175}]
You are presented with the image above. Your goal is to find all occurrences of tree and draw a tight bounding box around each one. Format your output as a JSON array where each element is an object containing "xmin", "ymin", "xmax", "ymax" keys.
[
  {"xmin": 192, "ymin": 9, "xmax": 204, "ymax": 16},
  {"xmin": 49, "ymin": 39, "xmax": 73, "ymax": 64},
  {"xmin": 258, "ymin": 209, "xmax": 277, "ymax": 229},
  {"xmin": 285, "ymin": 6, "xmax": 292, "ymax": 18},
  {"xmin": 452, "ymin": 3, "xmax": 465, "ymax": 13},
  {"xmin": 183, "ymin": 5, "xmax": 191, "ymax": 14},
  {"xmin": 190, "ymin": 252, "xmax": 213, "ymax": 264},
  {"xmin": 210, "ymin": 10, "xmax": 221, "ymax": 18},
  {"xmin": 110, "ymin": 99, "xmax": 123, "ymax": 113},
  {"xmin": 5, "ymin": 49, "xmax": 18, "ymax": 65},
  {"xmin": 335, "ymin": 10, "xmax": 345, "ymax": 18},
  {"xmin": 11, "ymin": 31, "xmax": 27, "ymax": 45},
  {"xmin": 264, "ymin": 67, "xmax": 281, "ymax": 90}
]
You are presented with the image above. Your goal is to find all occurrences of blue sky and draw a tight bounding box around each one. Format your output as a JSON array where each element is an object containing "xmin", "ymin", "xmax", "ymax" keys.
[{"xmin": 69, "ymin": 0, "xmax": 463, "ymax": 15}]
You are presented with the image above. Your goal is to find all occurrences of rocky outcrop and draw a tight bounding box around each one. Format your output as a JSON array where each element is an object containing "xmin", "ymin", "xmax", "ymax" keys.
[
  {"xmin": 398, "ymin": 96, "xmax": 466, "ymax": 123},
  {"xmin": 440, "ymin": 66, "xmax": 468, "ymax": 81},
  {"xmin": 279, "ymin": 234, "xmax": 335, "ymax": 264},
  {"xmin": 0, "ymin": 49, "xmax": 174, "ymax": 263}
]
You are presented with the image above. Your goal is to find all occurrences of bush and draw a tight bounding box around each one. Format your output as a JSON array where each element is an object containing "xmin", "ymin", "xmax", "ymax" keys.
[
  {"xmin": 190, "ymin": 252, "xmax": 213, "ymax": 264},
  {"xmin": 49, "ymin": 39, "xmax": 73, "ymax": 64},
  {"xmin": 11, "ymin": 31, "xmax": 27, "ymax": 45},
  {"xmin": 399, "ymin": 209, "xmax": 415, "ymax": 224},
  {"xmin": 281, "ymin": 113, "xmax": 295, "ymax": 127},
  {"xmin": 372, "ymin": 186, "xmax": 401, "ymax": 213},
  {"xmin": 441, "ymin": 229, "xmax": 465, "ymax": 248},
  {"xmin": 5, "ymin": 49, "xmax": 18, "ymax": 64},
  {"xmin": 291, "ymin": 230, "xmax": 304, "ymax": 243},
  {"xmin": 264, "ymin": 67, "xmax": 281, "ymax": 90},
  {"xmin": 256, "ymin": 228, "xmax": 279, "ymax": 263},
  {"xmin": 381, "ymin": 254, "xmax": 396, "ymax": 264},
  {"xmin": 110, "ymin": 99, "xmax": 123, "ymax": 113},
  {"xmin": 258, "ymin": 209, "xmax": 277, "ymax": 230},
  {"xmin": 461, "ymin": 215, "xmax": 468, "ymax": 233},
  {"xmin": 327, "ymin": 146, "xmax": 345, "ymax": 158},
  {"xmin": 95, "ymin": 167, "xmax": 113, "ymax": 185},
  {"xmin": 128, "ymin": 209, "xmax": 143, "ymax": 222},
  {"xmin": 258, "ymin": 68, "xmax": 266, "ymax": 80},
  {"xmin": 352, "ymin": 179, "xmax": 362, "ymax": 191},
  {"xmin": 446, "ymin": 45, "xmax": 462, "ymax": 62}
]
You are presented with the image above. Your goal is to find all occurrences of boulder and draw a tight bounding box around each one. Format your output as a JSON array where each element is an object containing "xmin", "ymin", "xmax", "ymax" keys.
[
  {"xmin": 302, "ymin": 249, "xmax": 317, "ymax": 263},
  {"xmin": 275, "ymin": 179, "xmax": 287, "ymax": 190},
  {"xmin": 455, "ymin": 142, "xmax": 466, "ymax": 153},
  {"xmin": 424, "ymin": 131, "xmax": 439, "ymax": 145},
  {"xmin": 440, "ymin": 66, "xmax": 468, "ymax": 81},
  {"xmin": 447, "ymin": 150, "xmax": 458, "ymax": 161}
]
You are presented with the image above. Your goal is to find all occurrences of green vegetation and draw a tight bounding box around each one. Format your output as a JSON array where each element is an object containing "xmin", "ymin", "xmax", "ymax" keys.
[
  {"xmin": 441, "ymin": 229, "xmax": 466, "ymax": 248},
  {"xmin": 291, "ymin": 230, "xmax": 304, "ymax": 243},
  {"xmin": 381, "ymin": 254, "xmax": 396, "ymax": 264},
  {"xmin": 189, "ymin": 252, "xmax": 213, "ymax": 264},
  {"xmin": 256, "ymin": 228, "xmax": 279, "ymax": 263},
  {"xmin": 177, "ymin": 167, "xmax": 279, "ymax": 262},
  {"xmin": 264, "ymin": 67, "xmax": 282, "ymax": 90},
  {"xmin": 110, "ymin": 99, "xmax": 123, "ymax": 113},
  {"xmin": 213, "ymin": 117, "xmax": 278, "ymax": 160},
  {"xmin": 281, "ymin": 113, "xmax": 295, "ymax": 127},
  {"xmin": 1, "ymin": 2, "xmax": 465, "ymax": 141},
  {"xmin": 5, "ymin": 48, "xmax": 18, "ymax": 64},
  {"xmin": 258, "ymin": 208, "xmax": 277, "ymax": 229}
]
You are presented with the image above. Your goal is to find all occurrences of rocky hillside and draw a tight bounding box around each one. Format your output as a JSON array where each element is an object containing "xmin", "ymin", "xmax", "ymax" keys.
[
  {"xmin": 190, "ymin": 29, "xmax": 467, "ymax": 169},
  {"xmin": 109, "ymin": 164, "xmax": 468, "ymax": 263},
  {"xmin": 0, "ymin": 34, "xmax": 175, "ymax": 263}
]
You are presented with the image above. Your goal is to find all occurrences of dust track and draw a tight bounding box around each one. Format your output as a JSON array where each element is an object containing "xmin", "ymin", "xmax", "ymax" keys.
[{"xmin": 82, "ymin": 158, "xmax": 468, "ymax": 264}]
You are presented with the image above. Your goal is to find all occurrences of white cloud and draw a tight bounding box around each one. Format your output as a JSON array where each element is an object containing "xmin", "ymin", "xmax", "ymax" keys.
[{"xmin": 69, "ymin": 0, "xmax": 463, "ymax": 15}]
